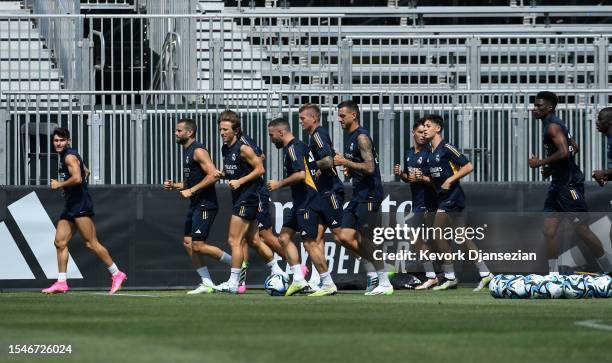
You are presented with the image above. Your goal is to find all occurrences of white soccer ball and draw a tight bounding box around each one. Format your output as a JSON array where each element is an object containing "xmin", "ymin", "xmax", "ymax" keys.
[
  {"xmin": 593, "ymin": 275, "xmax": 612, "ymax": 298},
  {"xmin": 506, "ymin": 275, "xmax": 529, "ymax": 299},
  {"xmin": 264, "ymin": 274, "xmax": 288, "ymax": 296},
  {"xmin": 489, "ymin": 274, "xmax": 504, "ymax": 298},
  {"xmin": 562, "ymin": 275, "xmax": 589, "ymax": 299},
  {"xmin": 497, "ymin": 275, "xmax": 517, "ymax": 298},
  {"xmin": 533, "ymin": 281, "xmax": 563, "ymax": 299},
  {"xmin": 582, "ymin": 275, "xmax": 596, "ymax": 298},
  {"xmin": 523, "ymin": 274, "xmax": 543, "ymax": 297},
  {"xmin": 543, "ymin": 274, "xmax": 565, "ymax": 284}
]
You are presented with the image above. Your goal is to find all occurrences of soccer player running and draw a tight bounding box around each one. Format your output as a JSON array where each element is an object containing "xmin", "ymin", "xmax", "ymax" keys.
[
  {"xmin": 592, "ymin": 107, "xmax": 612, "ymax": 186},
  {"xmin": 298, "ymin": 103, "xmax": 346, "ymax": 293},
  {"xmin": 421, "ymin": 115, "xmax": 493, "ymax": 291},
  {"xmin": 529, "ymin": 92, "xmax": 612, "ymax": 275},
  {"xmin": 164, "ymin": 118, "xmax": 233, "ymax": 294},
  {"xmin": 333, "ymin": 100, "xmax": 394, "ymax": 296},
  {"xmin": 215, "ymin": 110, "xmax": 287, "ymax": 293},
  {"xmin": 267, "ymin": 117, "xmax": 336, "ymax": 296},
  {"xmin": 393, "ymin": 118, "xmax": 439, "ymax": 289},
  {"xmin": 238, "ymin": 133, "xmax": 311, "ymax": 288},
  {"xmin": 593, "ymin": 107, "xmax": 612, "ymax": 274},
  {"xmin": 42, "ymin": 127, "xmax": 127, "ymax": 295}
]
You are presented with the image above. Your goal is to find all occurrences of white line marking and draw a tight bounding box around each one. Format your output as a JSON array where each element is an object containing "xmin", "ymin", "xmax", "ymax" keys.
[
  {"xmin": 90, "ymin": 292, "xmax": 161, "ymax": 298},
  {"xmin": 575, "ymin": 320, "xmax": 612, "ymax": 332}
]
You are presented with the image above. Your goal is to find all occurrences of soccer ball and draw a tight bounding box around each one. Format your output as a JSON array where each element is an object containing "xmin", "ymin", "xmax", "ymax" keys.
[
  {"xmin": 523, "ymin": 274, "xmax": 543, "ymax": 297},
  {"xmin": 543, "ymin": 274, "xmax": 565, "ymax": 284},
  {"xmin": 489, "ymin": 274, "xmax": 504, "ymax": 298},
  {"xmin": 264, "ymin": 274, "xmax": 288, "ymax": 296},
  {"xmin": 562, "ymin": 275, "xmax": 589, "ymax": 299},
  {"xmin": 497, "ymin": 275, "xmax": 517, "ymax": 298},
  {"xmin": 593, "ymin": 275, "xmax": 612, "ymax": 298},
  {"xmin": 505, "ymin": 275, "xmax": 530, "ymax": 299},
  {"xmin": 582, "ymin": 275, "xmax": 596, "ymax": 298},
  {"xmin": 532, "ymin": 281, "xmax": 563, "ymax": 299}
]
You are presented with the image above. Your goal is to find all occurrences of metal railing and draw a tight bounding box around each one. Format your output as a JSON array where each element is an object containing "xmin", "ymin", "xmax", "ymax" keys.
[
  {"xmin": 2, "ymin": 13, "xmax": 611, "ymax": 98},
  {"xmin": 80, "ymin": 0, "xmax": 137, "ymax": 11},
  {"xmin": 24, "ymin": 0, "xmax": 83, "ymax": 91},
  {"xmin": 1, "ymin": 89, "xmax": 609, "ymax": 186},
  {"xmin": 146, "ymin": 0, "xmax": 197, "ymax": 101}
]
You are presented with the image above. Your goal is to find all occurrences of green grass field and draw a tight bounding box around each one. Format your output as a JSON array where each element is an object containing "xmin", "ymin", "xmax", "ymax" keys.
[{"xmin": 1, "ymin": 289, "xmax": 611, "ymax": 363}]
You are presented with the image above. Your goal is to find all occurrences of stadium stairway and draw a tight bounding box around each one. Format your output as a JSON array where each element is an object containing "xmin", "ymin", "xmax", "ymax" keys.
[
  {"xmin": 0, "ymin": 1, "xmax": 70, "ymax": 108},
  {"xmin": 196, "ymin": 0, "xmax": 269, "ymax": 92}
]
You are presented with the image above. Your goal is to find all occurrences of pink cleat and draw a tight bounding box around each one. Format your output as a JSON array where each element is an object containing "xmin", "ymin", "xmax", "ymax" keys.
[
  {"xmin": 42, "ymin": 280, "xmax": 69, "ymax": 294},
  {"xmin": 237, "ymin": 282, "xmax": 247, "ymax": 294},
  {"xmin": 301, "ymin": 265, "xmax": 310, "ymax": 279},
  {"xmin": 109, "ymin": 271, "xmax": 127, "ymax": 295}
]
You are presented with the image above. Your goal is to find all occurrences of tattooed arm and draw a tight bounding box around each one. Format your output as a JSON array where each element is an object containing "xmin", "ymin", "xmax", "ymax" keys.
[{"xmin": 334, "ymin": 134, "xmax": 375, "ymax": 175}]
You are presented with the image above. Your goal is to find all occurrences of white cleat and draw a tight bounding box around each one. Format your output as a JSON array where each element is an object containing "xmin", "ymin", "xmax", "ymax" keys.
[
  {"xmin": 307, "ymin": 280, "xmax": 321, "ymax": 292},
  {"xmin": 187, "ymin": 281, "xmax": 215, "ymax": 295},
  {"xmin": 473, "ymin": 273, "xmax": 494, "ymax": 292},
  {"xmin": 213, "ymin": 281, "xmax": 238, "ymax": 294},
  {"xmin": 432, "ymin": 278, "xmax": 458, "ymax": 291},
  {"xmin": 309, "ymin": 284, "xmax": 338, "ymax": 297},
  {"xmin": 365, "ymin": 284, "xmax": 394, "ymax": 296},
  {"xmin": 365, "ymin": 275, "xmax": 379, "ymax": 293}
]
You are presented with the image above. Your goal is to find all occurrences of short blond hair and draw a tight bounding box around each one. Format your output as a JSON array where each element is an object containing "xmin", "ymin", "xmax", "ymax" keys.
[{"xmin": 298, "ymin": 103, "xmax": 321, "ymax": 121}]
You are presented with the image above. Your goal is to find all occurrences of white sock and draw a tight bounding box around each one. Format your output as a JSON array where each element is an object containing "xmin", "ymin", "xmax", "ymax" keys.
[
  {"xmin": 596, "ymin": 252, "xmax": 612, "ymax": 274},
  {"xmin": 107, "ymin": 263, "xmax": 119, "ymax": 276},
  {"xmin": 266, "ymin": 260, "xmax": 283, "ymax": 275},
  {"xmin": 548, "ymin": 259, "xmax": 558, "ymax": 274},
  {"xmin": 474, "ymin": 261, "xmax": 490, "ymax": 277},
  {"xmin": 377, "ymin": 270, "xmax": 391, "ymax": 287},
  {"xmin": 442, "ymin": 264, "xmax": 456, "ymax": 280},
  {"xmin": 291, "ymin": 265, "xmax": 304, "ymax": 282},
  {"xmin": 319, "ymin": 271, "xmax": 334, "ymax": 286},
  {"xmin": 197, "ymin": 266, "xmax": 212, "ymax": 284},
  {"xmin": 367, "ymin": 271, "xmax": 377, "ymax": 280},
  {"xmin": 423, "ymin": 261, "xmax": 436, "ymax": 279},
  {"xmin": 308, "ymin": 263, "xmax": 320, "ymax": 283},
  {"xmin": 229, "ymin": 268, "xmax": 241, "ymax": 288},
  {"xmin": 219, "ymin": 252, "xmax": 232, "ymax": 265},
  {"xmin": 58, "ymin": 272, "xmax": 67, "ymax": 282}
]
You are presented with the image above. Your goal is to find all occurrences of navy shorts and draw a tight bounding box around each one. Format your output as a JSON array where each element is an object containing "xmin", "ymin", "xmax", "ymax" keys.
[
  {"xmin": 436, "ymin": 193, "xmax": 464, "ymax": 213},
  {"xmin": 232, "ymin": 202, "xmax": 258, "ymax": 221},
  {"xmin": 59, "ymin": 197, "xmax": 95, "ymax": 222},
  {"xmin": 317, "ymin": 192, "xmax": 344, "ymax": 230},
  {"xmin": 282, "ymin": 207, "xmax": 319, "ymax": 239},
  {"xmin": 256, "ymin": 197, "xmax": 273, "ymax": 231},
  {"xmin": 341, "ymin": 200, "xmax": 380, "ymax": 230},
  {"xmin": 544, "ymin": 183, "xmax": 589, "ymax": 224},
  {"xmin": 184, "ymin": 206, "xmax": 217, "ymax": 241}
]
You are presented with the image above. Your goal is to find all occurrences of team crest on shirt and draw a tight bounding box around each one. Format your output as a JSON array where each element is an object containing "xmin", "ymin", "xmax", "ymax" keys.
[
  {"xmin": 417, "ymin": 156, "xmax": 423, "ymax": 165},
  {"xmin": 232, "ymin": 153, "xmax": 236, "ymax": 161},
  {"xmin": 435, "ymin": 154, "xmax": 440, "ymax": 162},
  {"xmin": 185, "ymin": 156, "xmax": 189, "ymax": 163}
]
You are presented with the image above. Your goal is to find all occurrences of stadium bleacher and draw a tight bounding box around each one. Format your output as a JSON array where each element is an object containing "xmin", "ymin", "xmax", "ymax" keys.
[
  {"xmin": 0, "ymin": 1, "xmax": 67, "ymax": 107},
  {"xmin": 0, "ymin": 0, "xmax": 610, "ymax": 185}
]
